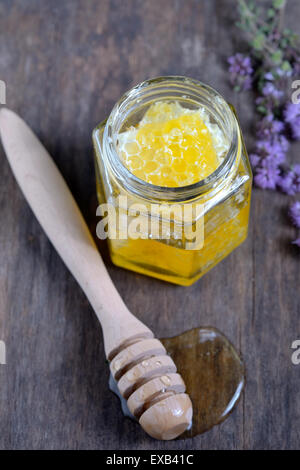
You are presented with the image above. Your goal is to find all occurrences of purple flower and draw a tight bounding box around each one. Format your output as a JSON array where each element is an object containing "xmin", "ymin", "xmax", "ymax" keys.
[
  {"xmin": 275, "ymin": 134, "xmax": 290, "ymax": 153},
  {"xmin": 264, "ymin": 72, "xmax": 274, "ymax": 81},
  {"xmin": 295, "ymin": 164, "xmax": 300, "ymax": 175},
  {"xmin": 228, "ymin": 53, "xmax": 253, "ymax": 91},
  {"xmin": 256, "ymin": 114, "xmax": 285, "ymax": 140},
  {"xmin": 284, "ymin": 103, "xmax": 300, "ymax": 122},
  {"xmin": 254, "ymin": 160, "xmax": 280, "ymax": 189},
  {"xmin": 289, "ymin": 201, "xmax": 300, "ymax": 228},
  {"xmin": 292, "ymin": 237, "xmax": 300, "ymax": 247},
  {"xmin": 284, "ymin": 103, "xmax": 300, "ymax": 140},
  {"xmin": 249, "ymin": 153, "xmax": 261, "ymax": 168},
  {"xmin": 277, "ymin": 165, "xmax": 300, "ymax": 195},
  {"xmin": 256, "ymin": 88, "xmax": 284, "ymax": 114},
  {"xmin": 277, "ymin": 172, "xmax": 294, "ymax": 194},
  {"xmin": 255, "ymin": 136, "xmax": 288, "ymax": 165},
  {"xmin": 264, "ymin": 67, "xmax": 292, "ymax": 83},
  {"xmin": 262, "ymin": 83, "xmax": 284, "ymax": 100},
  {"xmin": 255, "ymin": 82, "xmax": 284, "ymax": 115},
  {"xmin": 275, "ymin": 67, "xmax": 292, "ymax": 79}
]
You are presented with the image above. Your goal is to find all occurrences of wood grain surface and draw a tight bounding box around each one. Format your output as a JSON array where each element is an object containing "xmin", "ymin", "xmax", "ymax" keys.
[{"xmin": 0, "ymin": 0, "xmax": 299, "ymax": 450}]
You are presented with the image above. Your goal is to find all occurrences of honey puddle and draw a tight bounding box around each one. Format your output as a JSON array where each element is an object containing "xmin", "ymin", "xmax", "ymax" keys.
[{"xmin": 109, "ymin": 327, "xmax": 245, "ymax": 438}]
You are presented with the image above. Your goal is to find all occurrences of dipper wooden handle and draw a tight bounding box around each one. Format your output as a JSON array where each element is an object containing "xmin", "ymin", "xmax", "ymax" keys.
[{"xmin": 0, "ymin": 108, "xmax": 192, "ymax": 440}]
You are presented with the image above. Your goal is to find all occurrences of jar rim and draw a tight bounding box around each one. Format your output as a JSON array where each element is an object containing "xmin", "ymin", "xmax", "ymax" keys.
[{"xmin": 103, "ymin": 76, "xmax": 240, "ymax": 202}]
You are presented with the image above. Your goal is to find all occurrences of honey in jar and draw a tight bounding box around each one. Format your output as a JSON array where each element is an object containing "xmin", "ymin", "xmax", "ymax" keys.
[{"xmin": 93, "ymin": 76, "xmax": 252, "ymax": 286}]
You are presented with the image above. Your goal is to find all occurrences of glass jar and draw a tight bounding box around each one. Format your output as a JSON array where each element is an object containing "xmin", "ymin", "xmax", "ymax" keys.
[{"xmin": 92, "ymin": 76, "xmax": 252, "ymax": 286}]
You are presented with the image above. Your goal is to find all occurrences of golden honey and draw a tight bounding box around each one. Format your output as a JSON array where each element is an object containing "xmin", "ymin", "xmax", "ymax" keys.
[
  {"xmin": 118, "ymin": 101, "xmax": 222, "ymax": 187},
  {"xmin": 93, "ymin": 77, "xmax": 252, "ymax": 286}
]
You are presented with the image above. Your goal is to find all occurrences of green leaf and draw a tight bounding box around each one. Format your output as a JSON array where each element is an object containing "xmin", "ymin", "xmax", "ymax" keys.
[
  {"xmin": 252, "ymin": 33, "xmax": 266, "ymax": 51},
  {"xmin": 289, "ymin": 33, "xmax": 299, "ymax": 46},
  {"xmin": 267, "ymin": 8, "xmax": 275, "ymax": 18},
  {"xmin": 261, "ymin": 25, "xmax": 271, "ymax": 34},
  {"xmin": 257, "ymin": 105, "xmax": 268, "ymax": 115},
  {"xmin": 283, "ymin": 28, "xmax": 299, "ymax": 46},
  {"xmin": 273, "ymin": 0, "xmax": 285, "ymax": 9},
  {"xmin": 271, "ymin": 50, "xmax": 283, "ymax": 64},
  {"xmin": 238, "ymin": 1, "xmax": 248, "ymax": 15},
  {"xmin": 235, "ymin": 21, "xmax": 247, "ymax": 31},
  {"xmin": 281, "ymin": 60, "xmax": 292, "ymax": 72}
]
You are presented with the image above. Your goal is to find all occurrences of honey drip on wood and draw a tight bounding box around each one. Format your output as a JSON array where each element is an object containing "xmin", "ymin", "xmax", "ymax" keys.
[
  {"xmin": 109, "ymin": 327, "xmax": 245, "ymax": 438},
  {"xmin": 161, "ymin": 327, "xmax": 245, "ymax": 437}
]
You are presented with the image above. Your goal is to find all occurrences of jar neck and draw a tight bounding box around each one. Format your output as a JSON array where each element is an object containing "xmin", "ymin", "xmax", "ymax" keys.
[{"xmin": 103, "ymin": 76, "xmax": 241, "ymax": 203}]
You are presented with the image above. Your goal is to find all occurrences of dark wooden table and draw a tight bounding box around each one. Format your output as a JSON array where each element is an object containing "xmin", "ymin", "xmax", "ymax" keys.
[{"xmin": 0, "ymin": 0, "xmax": 299, "ymax": 450}]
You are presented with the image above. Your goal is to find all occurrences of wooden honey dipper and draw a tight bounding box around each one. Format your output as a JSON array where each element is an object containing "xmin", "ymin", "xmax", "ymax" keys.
[{"xmin": 0, "ymin": 108, "xmax": 193, "ymax": 440}]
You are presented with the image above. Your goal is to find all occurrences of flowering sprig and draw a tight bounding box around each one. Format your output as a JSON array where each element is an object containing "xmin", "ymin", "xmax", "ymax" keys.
[
  {"xmin": 228, "ymin": 0, "xmax": 300, "ymax": 249},
  {"xmin": 228, "ymin": 53, "xmax": 253, "ymax": 91},
  {"xmin": 289, "ymin": 201, "xmax": 300, "ymax": 246}
]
